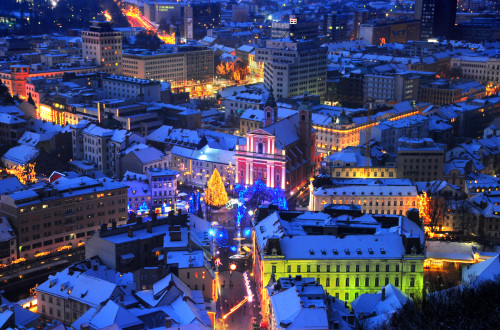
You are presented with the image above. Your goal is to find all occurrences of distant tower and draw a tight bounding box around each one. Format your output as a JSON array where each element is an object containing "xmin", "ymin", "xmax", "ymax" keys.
[
  {"xmin": 264, "ymin": 90, "xmax": 278, "ymax": 127},
  {"xmin": 82, "ymin": 20, "xmax": 122, "ymax": 74},
  {"xmin": 298, "ymin": 94, "xmax": 314, "ymax": 175}
]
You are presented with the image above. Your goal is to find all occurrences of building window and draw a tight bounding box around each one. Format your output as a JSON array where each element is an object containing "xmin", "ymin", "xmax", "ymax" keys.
[
  {"xmin": 366, "ymin": 265, "xmax": 370, "ymax": 272},
  {"xmin": 345, "ymin": 293, "xmax": 349, "ymax": 301},
  {"xmin": 336, "ymin": 265, "xmax": 340, "ymax": 272},
  {"xmin": 326, "ymin": 278, "xmax": 330, "ymax": 287},
  {"xmin": 395, "ymin": 277, "xmax": 399, "ymax": 287},
  {"xmin": 396, "ymin": 265, "xmax": 400, "ymax": 272},
  {"xmin": 356, "ymin": 265, "xmax": 360, "ymax": 272},
  {"xmin": 317, "ymin": 265, "xmax": 321, "ymax": 273},
  {"xmin": 365, "ymin": 277, "xmax": 369, "ymax": 287},
  {"xmin": 346, "ymin": 265, "xmax": 350, "ymax": 272},
  {"xmin": 385, "ymin": 277, "xmax": 389, "ymax": 286},
  {"xmin": 258, "ymin": 143, "xmax": 264, "ymax": 154},
  {"xmin": 376, "ymin": 265, "xmax": 380, "ymax": 272},
  {"xmin": 411, "ymin": 264, "xmax": 416, "ymax": 272},
  {"xmin": 287, "ymin": 265, "xmax": 291, "ymax": 273},
  {"xmin": 272, "ymin": 265, "xmax": 276, "ymax": 274},
  {"xmin": 297, "ymin": 265, "xmax": 301, "ymax": 273},
  {"xmin": 386, "ymin": 264, "xmax": 390, "ymax": 272},
  {"xmin": 410, "ymin": 277, "xmax": 415, "ymax": 287},
  {"xmin": 375, "ymin": 277, "xmax": 379, "ymax": 286},
  {"xmin": 355, "ymin": 278, "xmax": 359, "ymax": 287},
  {"xmin": 345, "ymin": 278, "xmax": 349, "ymax": 286},
  {"xmin": 336, "ymin": 278, "xmax": 339, "ymax": 286}
]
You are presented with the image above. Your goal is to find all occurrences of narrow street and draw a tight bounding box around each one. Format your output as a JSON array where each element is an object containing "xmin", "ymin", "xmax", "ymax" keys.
[{"xmin": 216, "ymin": 271, "xmax": 257, "ymax": 330}]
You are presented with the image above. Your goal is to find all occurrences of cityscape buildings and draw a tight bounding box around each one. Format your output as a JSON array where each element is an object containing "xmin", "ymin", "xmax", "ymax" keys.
[{"xmin": 0, "ymin": 0, "xmax": 499, "ymax": 328}]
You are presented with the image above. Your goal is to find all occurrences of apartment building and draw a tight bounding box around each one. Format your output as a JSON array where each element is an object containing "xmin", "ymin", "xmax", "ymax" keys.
[
  {"xmin": 309, "ymin": 178, "xmax": 418, "ymax": 216},
  {"xmin": 0, "ymin": 174, "xmax": 128, "ymax": 259},
  {"xmin": 450, "ymin": 56, "xmax": 500, "ymax": 84},
  {"xmin": 82, "ymin": 20, "xmax": 122, "ymax": 75},
  {"xmin": 396, "ymin": 137, "xmax": 444, "ymax": 182},
  {"xmin": 146, "ymin": 168, "xmax": 179, "ymax": 208},
  {"xmin": 256, "ymin": 39, "xmax": 327, "ymax": 99},
  {"xmin": 71, "ymin": 122, "xmax": 132, "ymax": 178},
  {"xmin": 102, "ymin": 75, "xmax": 161, "ymax": 102},
  {"xmin": 363, "ymin": 73, "xmax": 419, "ymax": 103},
  {"xmin": 122, "ymin": 45, "xmax": 214, "ymax": 93}
]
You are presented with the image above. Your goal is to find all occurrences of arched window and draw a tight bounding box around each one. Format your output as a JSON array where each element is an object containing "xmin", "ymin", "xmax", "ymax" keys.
[{"xmin": 258, "ymin": 143, "xmax": 263, "ymax": 154}]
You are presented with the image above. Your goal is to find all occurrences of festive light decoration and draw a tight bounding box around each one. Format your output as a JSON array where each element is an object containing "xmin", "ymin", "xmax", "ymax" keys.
[
  {"xmin": 213, "ymin": 226, "xmax": 229, "ymax": 247},
  {"xmin": 138, "ymin": 202, "xmax": 149, "ymax": 214},
  {"xmin": 205, "ymin": 169, "xmax": 229, "ymax": 208},
  {"xmin": 222, "ymin": 297, "xmax": 248, "ymax": 320},
  {"xmin": 243, "ymin": 272, "xmax": 254, "ymax": 302},
  {"xmin": 6, "ymin": 163, "xmax": 37, "ymax": 185},
  {"xmin": 224, "ymin": 198, "xmax": 239, "ymax": 210},
  {"xmin": 188, "ymin": 191, "xmax": 201, "ymax": 214}
]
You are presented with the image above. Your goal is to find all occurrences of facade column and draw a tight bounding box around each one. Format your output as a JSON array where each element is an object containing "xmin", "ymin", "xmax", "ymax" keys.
[
  {"xmin": 266, "ymin": 164, "xmax": 271, "ymax": 187},
  {"xmin": 245, "ymin": 161, "xmax": 250, "ymax": 185},
  {"xmin": 281, "ymin": 166, "xmax": 286, "ymax": 190},
  {"xmin": 250, "ymin": 163, "xmax": 254, "ymax": 185}
]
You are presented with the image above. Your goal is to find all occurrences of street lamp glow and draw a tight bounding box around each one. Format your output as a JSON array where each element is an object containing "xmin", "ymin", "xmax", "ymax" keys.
[
  {"xmin": 229, "ymin": 263, "xmax": 237, "ymax": 271},
  {"xmin": 248, "ymin": 210, "xmax": 254, "ymax": 216}
]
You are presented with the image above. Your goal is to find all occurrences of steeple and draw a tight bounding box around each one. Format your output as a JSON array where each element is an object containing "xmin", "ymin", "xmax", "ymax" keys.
[
  {"xmin": 265, "ymin": 88, "xmax": 277, "ymax": 108},
  {"xmin": 264, "ymin": 88, "xmax": 278, "ymax": 127}
]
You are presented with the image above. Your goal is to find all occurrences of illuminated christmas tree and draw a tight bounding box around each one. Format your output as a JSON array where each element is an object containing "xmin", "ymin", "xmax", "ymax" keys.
[{"xmin": 205, "ymin": 169, "xmax": 229, "ymax": 208}]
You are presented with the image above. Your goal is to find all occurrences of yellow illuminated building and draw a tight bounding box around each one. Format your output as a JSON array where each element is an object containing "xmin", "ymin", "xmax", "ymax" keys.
[{"xmin": 253, "ymin": 211, "xmax": 425, "ymax": 318}]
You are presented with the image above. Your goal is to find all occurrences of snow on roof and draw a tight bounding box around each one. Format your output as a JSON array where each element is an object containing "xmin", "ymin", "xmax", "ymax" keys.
[
  {"xmin": 279, "ymin": 234, "xmax": 405, "ymax": 260},
  {"xmin": 425, "ymin": 241, "xmax": 480, "ymax": 261},
  {"xmin": 68, "ymin": 274, "xmax": 117, "ymax": 307},
  {"xmin": 351, "ymin": 284, "xmax": 408, "ymax": 328},
  {"xmin": 0, "ymin": 112, "xmax": 25, "ymax": 125},
  {"xmin": 462, "ymin": 254, "xmax": 500, "ymax": 285},
  {"xmin": 240, "ymin": 108, "xmax": 264, "ymax": 121},
  {"xmin": 269, "ymin": 285, "xmax": 328, "ymax": 329},
  {"xmin": 328, "ymin": 148, "xmax": 367, "ymax": 167},
  {"xmin": 0, "ymin": 177, "xmax": 23, "ymax": 195},
  {"xmin": 262, "ymin": 115, "xmax": 300, "ymax": 148},
  {"xmin": 0, "ymin": 217, "xmax": 15, "ymax": 243},
  {"xmin": 2, "ymin": 145, "xmax": 40, "ymax": 166},
  {"xmin": 314, "ymin": 184, "xmax": 417, "ymax": 197},
  {"xmin": 130, "ymin": 147, "xmax": 164, "ymax": 164},
  {"xmin": 166, "ymin": 250, "xmax": 206, "ymax": 269},
  {"xmin": 89, "ymin": 300, "xmax": 143, "ymax": 329}
]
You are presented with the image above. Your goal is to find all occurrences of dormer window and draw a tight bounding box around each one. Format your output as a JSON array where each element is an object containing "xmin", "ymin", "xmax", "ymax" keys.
[
  {"xmin": 309, "ymin": 249, "xmax": 315, "ymax": 255},
  {"xmin": 345, "ymin": 249, "xmax": 350, "ymax": 255},
  {"xmin": 321, "ymin": 249, "xmax": 326, "ymax": 255},
  {"xmin": 272, "ymin": 248, "xmax": 277, "ymax": 256},
  {"xmin": 380, "ymin": 248, "xmax": 386, "ymax": 255},
  {"xmin": 357, "ymin": 249, "xmax": 362, "ymax": 255},
  {"xmin": 369, "ymin": 248, "xmax": 374, "ymax": 255},
  {"xmin": 333, "ymin": 249, "xmax": 338, "ymax": 255}
]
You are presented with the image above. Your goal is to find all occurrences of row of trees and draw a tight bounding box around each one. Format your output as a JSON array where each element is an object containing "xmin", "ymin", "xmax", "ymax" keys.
[
  {"xmin": 216, "ymin": 60, "xmax": 250, "ymax": 82},
  {"xmin": 388, "ymin": 279, "xmax": 500, "ymax": 329}
]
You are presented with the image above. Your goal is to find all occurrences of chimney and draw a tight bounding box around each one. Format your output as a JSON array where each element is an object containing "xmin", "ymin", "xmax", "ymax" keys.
[
  {"xmin": 93, "ymin": 264, "xmax": 97, "ymax": 271},
  {"xmin": 165, "ymin": 317, "xmax": 173, "ymax": 328},
  {"xmin": 381, "ymin": 287, "xmax": 386, "ymax": 301},
  {"xmin": 80, "ymin": 323, "xmax": 90, "ymax": 330},
  {"xmin": 111, "ymin": 221, "xmax": 117, "ymax": 230},
  {"xmin": 128, "ymin": 227, "xmax": 133, "ymax": 238},
  {"xmin": 147, "ymin": 221, "xmax": 152, "ymax": 233}
]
